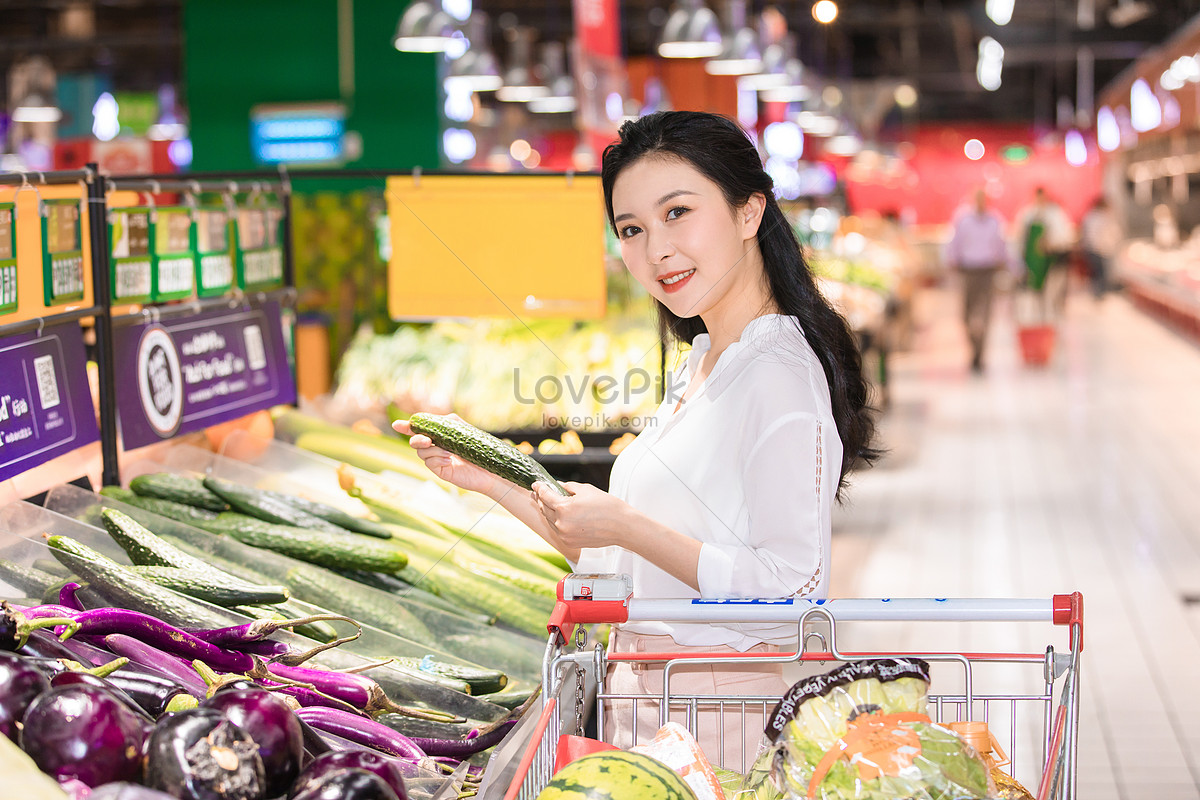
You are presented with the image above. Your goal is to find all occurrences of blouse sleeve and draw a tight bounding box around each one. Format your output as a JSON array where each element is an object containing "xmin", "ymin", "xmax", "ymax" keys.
[{"xmin": 695, "ymin": 411, "xmax": 825, "ymax": 598}]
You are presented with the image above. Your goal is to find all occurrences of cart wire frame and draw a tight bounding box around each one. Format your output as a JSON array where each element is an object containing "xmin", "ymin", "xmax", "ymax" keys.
[{"xmin": 500, "ymin": 577, "xmax": 1083, "ymax": 800}]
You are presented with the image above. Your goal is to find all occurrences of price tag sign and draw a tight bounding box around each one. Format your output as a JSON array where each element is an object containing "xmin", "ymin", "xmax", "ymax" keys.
[
  {"xmin": 0, "ymin": 322, "xmax": 100, "ymax": 482},
  {"xmin": 108, "ymin": 206, "xmax": 154, "ymax": 303},
  {"xmin": 236, "ymin": 203, "xmax": 285, "ymax": 290},
  {"xmin": 153, "ymin": 207, "xmax": 196, "ymax": 301},
  {"xmin": 41, "ymin": 198, "xmax": 85, "ymax": 305},
  {"xmin": 0, "ymin": 203, "xmax": 15, "ymax": 315},
  {"xmin": 194, "ymin": 207, "xmax": 235, "ymax": 297},
  {"xmin": 113, "ymin": 299, "xmax": 296, "ymax": 449}
]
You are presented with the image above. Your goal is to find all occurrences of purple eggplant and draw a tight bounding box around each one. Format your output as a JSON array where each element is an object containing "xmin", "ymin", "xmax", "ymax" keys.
[
  {"xmin": 20, "ymin": 684, "xmax": 147, "ymax": 787},
  {"xmin": 90, "ymin": 783, "xmax": 178, "ymax": 800},
  {"xmin": 290, "ymin": 769, "xmax": 400, "ymax": 800},
  {"xmin": 296, "ymin": 707, "xmax": 427, "ymax": 760},
  {"xmin": 50, "ymin": 669, "xmax": 159, "ymax": 723},
  {"xmin": 406, "ymin": 718, "xmax": 517, "ymax": 758},
  {"xmin": 102, "ymin": 634, "xmax": 209, "ymax": 699},
  {"xmin": 18, "ymin": 605, "xmax": 257, "ymax": 673},
  {"xmin": 184, "ymin": 614, "xmax": 358, "ymax": 650},
  {"xmin": 263, "ymin": 663, "xmax": 460, "ymax": 722},
  {"xmin": 290, "ymin": 751, "xmax": 410, "ymax": 800},
  {"xmin": 144, "ymin": 708, "xmax": 264, "ymax": 800},
  {"xmin": 0, "ymin": 651, "xmax": 51, "ymax": 741},
  {"xmin": 201, "ymin": 687, "xmax": 304, "ymax": 797},
  {"xmin": 0, "ymin": 601, "xmax": 79, "ymax": 650}
]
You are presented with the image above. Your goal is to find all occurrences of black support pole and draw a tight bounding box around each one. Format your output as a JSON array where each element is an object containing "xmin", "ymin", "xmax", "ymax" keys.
[{"xmin": 86, "ymin": 164, "xmax": 120, "ymax": 487}]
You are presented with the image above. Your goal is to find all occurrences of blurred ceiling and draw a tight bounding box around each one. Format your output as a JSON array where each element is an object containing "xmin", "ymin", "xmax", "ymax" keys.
[{"xmin": 1, "ymin": 0, "xmax": 1198, "ymax": 126}]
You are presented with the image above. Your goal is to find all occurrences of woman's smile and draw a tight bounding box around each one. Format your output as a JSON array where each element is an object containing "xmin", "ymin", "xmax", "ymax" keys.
[{"xmin": 659, "ymin": 268, "xmax": 696, "ymax": 292}]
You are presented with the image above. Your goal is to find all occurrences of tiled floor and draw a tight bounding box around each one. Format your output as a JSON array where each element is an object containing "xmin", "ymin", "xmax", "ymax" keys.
[{"xmin": 828, "ymin": 283, "xmax": 1200, "ymax": 800}]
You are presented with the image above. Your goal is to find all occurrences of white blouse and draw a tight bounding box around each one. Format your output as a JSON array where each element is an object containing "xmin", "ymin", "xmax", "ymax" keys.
[{"xmin": 575, "ymin": 313, "xmax": 841, "ymax": 650}]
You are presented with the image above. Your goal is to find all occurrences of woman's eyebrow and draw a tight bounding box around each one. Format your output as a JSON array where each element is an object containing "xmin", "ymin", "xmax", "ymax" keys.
[{"xmin": 613, "ymin": 189, "xmax": 699, "ymax": 223}]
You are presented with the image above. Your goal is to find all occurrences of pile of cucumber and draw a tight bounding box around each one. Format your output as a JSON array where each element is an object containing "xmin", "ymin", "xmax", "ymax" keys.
[{"xmin": 95, "ymin": 473, "xmax": 562, "ymax": 683}]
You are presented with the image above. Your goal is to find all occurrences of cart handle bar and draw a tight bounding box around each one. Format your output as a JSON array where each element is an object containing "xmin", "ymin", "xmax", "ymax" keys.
[
  {"xmin": 547, "ymin": 576, "xmax": 1084, "ymax": 651},
  {"xmin": 605, "ymin": 649, "xmax": 1049, "ymax": 663}
]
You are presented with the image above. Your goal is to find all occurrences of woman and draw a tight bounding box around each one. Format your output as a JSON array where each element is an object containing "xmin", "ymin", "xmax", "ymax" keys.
[{"xmin": 395, "ymin": 111, "xmax": 877, "ymax": 767}]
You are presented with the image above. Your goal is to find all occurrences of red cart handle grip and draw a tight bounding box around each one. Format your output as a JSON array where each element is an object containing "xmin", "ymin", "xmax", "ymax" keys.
[
  {"xmin": 547, "ymin": 575, "xmax": 633, "ymax": 646},
  {"xmin": 1052, "ymin": 592, "xmax": 1084, "ymax": 651}
]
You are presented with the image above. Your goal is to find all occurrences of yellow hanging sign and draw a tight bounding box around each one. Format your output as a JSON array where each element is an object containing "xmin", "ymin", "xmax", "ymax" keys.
[{"xmin": 386, "ymin": 174, "xmax": 607, "ymax": 320}]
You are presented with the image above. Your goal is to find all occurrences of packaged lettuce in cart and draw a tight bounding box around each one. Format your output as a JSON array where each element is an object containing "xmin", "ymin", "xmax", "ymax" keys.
[{"xmin": 739, "ymin": 658, "xmax": 993, "ymax": 800}]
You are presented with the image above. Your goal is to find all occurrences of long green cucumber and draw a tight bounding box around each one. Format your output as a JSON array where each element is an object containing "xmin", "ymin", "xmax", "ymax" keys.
[
  {"xmin": 0, "ymin": 558, "xmax": 67, "ymax": 597},
  {"xmin": 399, "ymin": 550, "xmax": 553, "ymax": 638},
  {"xmin": 408, "ymin": 412, "xmax": 569, "ymax": 495},
  {"xmin": 395, "ymin": 656, "xmax": 508, "ymax": 695},
  {"xmin": 454, "ymin": 557, "xmax": 557, "ymax": 600},
  {"xmin": 129, "ymin": 473, "xmax": 228, "ymax": 511},
  {"xmin": 132, "ymin": 566, "xmax": 289, "ymax": 606},
  {"xmin": 337, "ymin": 569, "xmax": 496, "ymax": 625},
  {"xmin": 45, "ymin": 535, "xmax": 233, "ymax": 630},
  {"xmin": 203, "ymin": 512, "xmax": 408, "ymax": 574},
  {"xmin": 257, "ymin": 489, "xmax": 393, "ymax": 539},
  {"xmin": 283, "ymin": 563, "xmax": 436, "ymax": 645},
  {"xmin": 202, "ymin": 477, "xmax": 345, "ymax": 534},
  {"xmin": 100, "ymin": 487, "xmax": 221, "ymax": 528}
]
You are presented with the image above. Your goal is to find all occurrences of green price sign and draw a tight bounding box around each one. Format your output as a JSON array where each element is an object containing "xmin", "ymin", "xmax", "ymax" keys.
[
  {"xmin": 0, "ymin": 203, "xmax": 15, "ymax": 314},
  {"xmin": 194, "ymin": 207, "xmax": 236, "ymax": 297},
  {"xmin": 41, "ymin": 198, "xmax": 85, "ymax": 305},
  {"xmin": 109, "ymin": 206, "xmax": 154, "ymax": 303},
  {"xmin": 153, "ymin": 207, "xmax": 196, "ymax": 301},
  {"xmin": 236, "ymin": 204, "xmax": 285, "ymax": 290}
]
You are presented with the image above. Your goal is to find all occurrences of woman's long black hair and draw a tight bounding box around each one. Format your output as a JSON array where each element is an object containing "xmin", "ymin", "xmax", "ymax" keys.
[{"xmin": 601, "ymin": 111, "xmax": 880, "ymax": 497}]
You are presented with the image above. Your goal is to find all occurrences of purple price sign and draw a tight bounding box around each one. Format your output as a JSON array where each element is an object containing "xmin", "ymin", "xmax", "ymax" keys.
[
  {"xmin": 0, "ymin": 323, "xmax": 100, "ymax": 483},
  {"xmin": 114, "ymin": 301, "xmax": 296, "ymax": 449}
]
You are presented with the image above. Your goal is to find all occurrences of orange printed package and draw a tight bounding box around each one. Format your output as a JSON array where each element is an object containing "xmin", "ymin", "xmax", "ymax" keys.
[{"xmin": 630, "ymin": 722, "xmax": 725, "ymax": 800}]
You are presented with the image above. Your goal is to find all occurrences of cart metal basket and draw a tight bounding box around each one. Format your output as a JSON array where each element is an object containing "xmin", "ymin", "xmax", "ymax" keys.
[{"xmin": 489, "ymin": 575, "xmax": 1083, "ymax": 800}]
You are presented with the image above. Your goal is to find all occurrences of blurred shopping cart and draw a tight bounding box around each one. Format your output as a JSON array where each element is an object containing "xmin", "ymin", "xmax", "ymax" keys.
[{"xmin": 484, "ymin": 574, "xmax": 1083, "ymax": 800}]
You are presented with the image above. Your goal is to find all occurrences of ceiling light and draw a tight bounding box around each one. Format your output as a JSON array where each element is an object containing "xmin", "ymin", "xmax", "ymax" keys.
[
  {"xmin": 529, "ymin": 41, "xmax": 576, "ymax": 113},
  {"xmin": 1130, "ymin": 78, "xmax": 1160, "ymax": 131},
  {"xmin": 964, "ymin": 138, "xmax": 985, "ymax": 160},
  {"xmin": 658, "ymin": 0, "xmax": 723, "ymax": 59},
  {"xmin": 1065, "ymin": 129, "xmax": 1087, "ymax": 166},
  {"xmin": 13, "ymin": 93, "xmax": 62, "ymax": 123},
  {"xmin": 1108, "ymin": 0, "xmax": 1153, "ymax": 27},
  {"xmin": 894, "ymin": 84, "xmax": 918, "ymax": 108},
  {"xmin": 1096, "ymin": 106, "xmax": 1120, "ymax": 151},
  {"xmin": 496, "ymin": 26, "xmax": 549, "ymax": 102},
  {"xmin": 976, "ymin": 36, "xmax": 1003, "ymax": 91},
  {"xmin": 760, "ymin": 60, "xmax": 811, "ymax": 103},
  {"xmin": 706, "ymin": 0, "xmax": 762, "ymax": 76},
  {"xmin": 444, "ymin": 11, "xmax": 502, "ymax": 92},
  {"xmin": 812, "ymin": 1, "xmax": 838, "ymax": 24},
  {"xmin": 393, "ymin": 1, "xmax": 458, "ymax": 53},
  {"xmin": 985, "ymin": 0, "xmax": 1014, "ymax": 25},
  {"xmin": 738, "ymin": 45, "xmax": 788, "ymax": 90}
]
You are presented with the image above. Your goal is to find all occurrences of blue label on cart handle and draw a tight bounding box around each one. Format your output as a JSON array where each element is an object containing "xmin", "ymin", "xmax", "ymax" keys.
[{"xmin": 692, "ymin": 598, "xmax": 795, "ymax": 605}]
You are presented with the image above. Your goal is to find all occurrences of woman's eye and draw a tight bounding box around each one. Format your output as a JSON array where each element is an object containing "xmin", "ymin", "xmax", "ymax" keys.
[
  {"xmin": 666, "ymin": 206, "xmax": 689, "ymax": 221},
  {"xmin": 619, "ymin": 225, "xmax": 642, "ymax": 239}
]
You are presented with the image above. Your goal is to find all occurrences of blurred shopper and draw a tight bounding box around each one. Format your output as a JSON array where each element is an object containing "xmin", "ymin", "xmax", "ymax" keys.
[
  {"xmin": 1080, "ymin": 197, "xmax": 1120, "ymax": 299},
  {"xmin": 945, "ymin": 189, "xmax": 1008, "ymax": 373},
  {"xmin": 397, "ymin": 111, "xmax": 879, "ymax": 766},
  {"xmin": 1015, "ymin": 187, "xmax": 1075, "ymax": 317}
]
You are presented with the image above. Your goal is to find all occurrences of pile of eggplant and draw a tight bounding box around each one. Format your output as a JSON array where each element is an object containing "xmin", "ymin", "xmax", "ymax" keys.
[{"xmin": 1, "ymin": 598, "xmax": 518, "ymax": 800}]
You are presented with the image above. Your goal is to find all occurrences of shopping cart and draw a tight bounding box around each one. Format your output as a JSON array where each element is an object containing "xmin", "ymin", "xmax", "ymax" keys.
[{"xmin": 489, "ymin": 574, "xmax": 1084, "ymax": 800}]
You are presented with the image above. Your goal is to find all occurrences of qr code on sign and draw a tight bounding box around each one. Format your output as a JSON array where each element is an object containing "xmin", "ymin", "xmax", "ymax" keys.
[
  {"xmin": 243, "ymin": 325, "xmax": 267, "ymax": 370},
  {"xmin": 34, "ymin": 354, "xmax": 60, "ymax": 409}
]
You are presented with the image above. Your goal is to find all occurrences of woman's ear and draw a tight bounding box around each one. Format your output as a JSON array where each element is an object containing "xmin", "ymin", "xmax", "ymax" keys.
[{"xmin": 740, "ymin": 193, "xmax": 768, "ymax": 239}]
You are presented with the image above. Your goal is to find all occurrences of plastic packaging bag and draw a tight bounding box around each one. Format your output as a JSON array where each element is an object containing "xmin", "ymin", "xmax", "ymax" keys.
[
  {"xmin": 740, "ymin": 659, "xmax": 993, "ymax": 800},
  {"xmin": 630, "ymin": 722, "xmax": 725, "ymax": 800}
]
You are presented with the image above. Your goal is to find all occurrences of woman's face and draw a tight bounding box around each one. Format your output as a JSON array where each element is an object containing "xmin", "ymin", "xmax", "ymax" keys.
[{"xmin": 611, "ymin": 155, "xmax": 764, "ymax": 321}]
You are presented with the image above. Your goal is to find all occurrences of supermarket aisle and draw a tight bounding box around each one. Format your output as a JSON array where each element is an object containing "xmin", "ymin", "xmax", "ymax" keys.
[{"xmin": 829, "ymin": 286, "xmax": 1200, "ymax": 800}]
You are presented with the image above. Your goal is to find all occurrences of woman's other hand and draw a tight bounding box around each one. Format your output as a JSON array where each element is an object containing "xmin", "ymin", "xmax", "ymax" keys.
[
  {"xmin": 532, "ymin": 481, "xmax": 632, "ymax": 551},
  {"xmin": 392, "ymin": 416, "xmax": 500, "ymax": 496}
]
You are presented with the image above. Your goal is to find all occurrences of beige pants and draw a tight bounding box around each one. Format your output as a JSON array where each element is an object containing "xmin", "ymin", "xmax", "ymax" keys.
[{"xmin": 602, "ymin": 628, "xmax": 788, "ymax": 772}]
